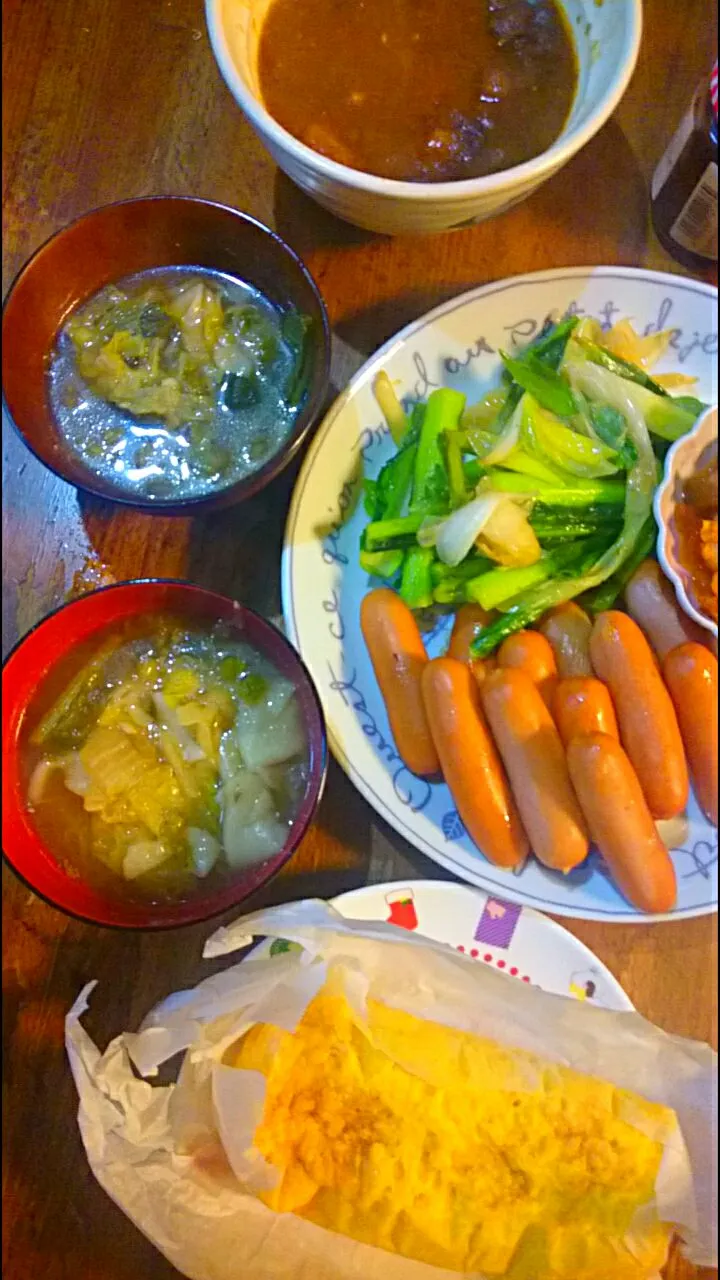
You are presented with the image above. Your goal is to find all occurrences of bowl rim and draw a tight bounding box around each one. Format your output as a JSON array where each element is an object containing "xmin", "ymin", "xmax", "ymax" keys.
[
  {"xmin": 654, "ymin": 405, "xmax": 719, "ymax": 638},
  {"xmin": 205, "ymin": 0, "xmax": 643, "ymax": 200},
  {"xmin": 1, "ymin": 194, "xmax": 332, "ymax": 515},
  {"xmin": 1, "ymin": 578, "xmax": 329, "ymax": 930}
]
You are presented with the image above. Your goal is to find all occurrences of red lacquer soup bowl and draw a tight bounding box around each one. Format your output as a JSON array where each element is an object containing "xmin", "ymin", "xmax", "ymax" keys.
[{"xmin": 2, "ymin": 580, "xmax": 327, "ymax": 929}]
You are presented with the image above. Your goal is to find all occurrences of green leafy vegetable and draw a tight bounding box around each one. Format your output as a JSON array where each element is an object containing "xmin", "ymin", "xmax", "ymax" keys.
[
  {"xmin": 471, "ymin": 378, "xmax": 659, "ymax": 655},
  {"xmin": 410, "ymin": 388, "xmax": 465, "ymax": 514},
  {"xmin": 587, "ymin": 402, "xmax": 638, "ymax": 470},
  {"xmin": 363, "ymin": 513, "xmax": 430, "ymax": 552},
  {"xmin": 139, "ymin": 304, "xmax": 178, "ymax": 340},
  {"xmin": 224, "ymin": 371, "xmax": 261, "ymax": 409},
  {"xmin": 364, "ymin": 443, "xmax": 418, "ymax": 521},
  {"xmin": 524, "ymin": 316, "xmax": 579, "ymax": 370},
  {"xmin": 579, "ymin": 514, "xmax": 658, "ymax": 614},
  {"xmin": 444, "ymin": 431, "xmax": 469, "ymax": 509},
  {"xmin": 400, "ymin": 546, "xmax": 435, "ymax": 610},
  {"xmin": 359, "ymin": 548, "xmax": 405, "ymax": 580},
  {"xmin": 430, "ymin": 555, "xmax": 492, "ymax": 584},
  {"xmin": 31, "ymin": 637, "xmax": 122, "ymax": 747},
  {"xmin": 219, "ymin": 655, "xmax": 248, "ymax": 682},
  {"xmin": 672, "ymin": 395, "xmax": 708, "ymax": 418},
  {"xmin": 237, "ymin": 673, "xmax": 269, "ymax": 705},
  {"xmin": 521, "ymin": 395, "xmax": 622, "ymax": 478},
  {"xmin": 566, "ymin": 361, "xmax": 703, "ymax": 444},
  {"xmin": 282, "ymin": 309, "xmax": 314, "ymax": 408},
  {"xmin": 467, "ymin": 536, "xmax": 611, "ymax": 613},
  {"xmin": 501, "ymin": 351, "xmax": 578, "ymax": 418}
]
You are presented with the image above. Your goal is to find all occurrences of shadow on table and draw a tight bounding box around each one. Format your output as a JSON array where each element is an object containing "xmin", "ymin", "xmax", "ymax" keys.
[
  {"xmin": 519, "ymin": 118, "xmax": 649, "ymax": 263},
  {"xmin": 272, "ymin": 168, "xmax": 378, "ymax": 257},
  {"xmin": 332, "ymin": 281, "xmax": 494, "ymax": 365},
  {"xmin": 71, "ymin": 365, "xmax": 342, "ymax": 613}
]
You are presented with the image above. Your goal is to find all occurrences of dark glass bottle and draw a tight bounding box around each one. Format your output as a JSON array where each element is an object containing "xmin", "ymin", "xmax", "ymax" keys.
[{"xmin": 651, "ymin": 62, "xmax": 718, "ymax": 270}]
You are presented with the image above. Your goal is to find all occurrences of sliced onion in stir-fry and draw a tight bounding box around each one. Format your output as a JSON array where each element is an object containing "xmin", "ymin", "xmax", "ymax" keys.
[
  {"xmin": 482, "ymin": 401, "xmax": 523, "ymax": 465},
  {"xmin": 476, "ymin": 499, "xmax": 542, "ymax": 567},
  {"xmin": 428, "ymin": 492, "xmax": 539, "ymax": 569}
]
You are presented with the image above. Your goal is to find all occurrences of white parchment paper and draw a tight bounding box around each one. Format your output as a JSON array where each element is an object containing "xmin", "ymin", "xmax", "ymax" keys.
[{"xmin": 66, "ymin": 900, "xmax": 718, "ymax": 1279}]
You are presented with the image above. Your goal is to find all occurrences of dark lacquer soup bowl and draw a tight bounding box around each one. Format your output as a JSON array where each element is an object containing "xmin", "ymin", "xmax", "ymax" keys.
[{"xmin": 2, "ymin": 196, "xmax": 330, "ymax": 513}]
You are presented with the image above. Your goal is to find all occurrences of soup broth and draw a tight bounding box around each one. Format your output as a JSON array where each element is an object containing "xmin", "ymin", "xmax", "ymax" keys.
[
  {"xmin": 257, "ymin": 0, "xmax": 577, "ymax": 183},
  {"xmin": 22, "ymin": 614, "xmax": 309, "ymax": 903},
  {"xmin": 49, "ymin": 267, "xmax": 311, "ymax": 500}
]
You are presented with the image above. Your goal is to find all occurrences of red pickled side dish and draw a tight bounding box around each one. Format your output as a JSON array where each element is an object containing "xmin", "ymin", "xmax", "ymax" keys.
[{"xmin": 674, "ymin": 442, "xmax": 718, "ymax": 623}]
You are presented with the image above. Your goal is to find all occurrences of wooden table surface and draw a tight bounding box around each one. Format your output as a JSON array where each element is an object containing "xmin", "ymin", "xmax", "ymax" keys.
[{"xmin": 2, "ymin": 0, "xmax": 718, "ymax": 1276}]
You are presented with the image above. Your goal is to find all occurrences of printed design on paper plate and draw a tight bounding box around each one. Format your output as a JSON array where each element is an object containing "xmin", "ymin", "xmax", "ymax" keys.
[
  {"xmin": 456, "ymin": 941, "xmax": 532, "ymax": 984},
  {"xmin": 473, "ymin": 898, "xmax": 522, "ymax": 949},
  {"xmin": 385, "ymin": 888, "xmax": 418, "ymax": 931},
  {"xmin": 569, "ymin": 968, "xmax": 601, "ymax": 1002}
]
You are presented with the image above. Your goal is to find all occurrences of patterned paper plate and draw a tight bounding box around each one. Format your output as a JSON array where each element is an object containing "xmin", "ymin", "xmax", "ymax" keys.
[
  {"xmin": 282, "ymin": 267, "xmax": 718, "ymax": 922},
  {"xmin": 327, "ymin": 880, "xmax": 633, "ymax": 1012}
]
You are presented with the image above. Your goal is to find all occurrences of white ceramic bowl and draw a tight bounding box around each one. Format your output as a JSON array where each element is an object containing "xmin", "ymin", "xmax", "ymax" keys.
[
  {"xmin": 206, "ymin": 0, "xmax": 642, "ymax": 236},
  {"xmin": 654, "ymin": 405, "xmax": 718, "ymax": 638}
]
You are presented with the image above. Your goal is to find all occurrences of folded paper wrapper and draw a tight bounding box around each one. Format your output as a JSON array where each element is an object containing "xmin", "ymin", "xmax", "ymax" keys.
[{"xmin": 65, "ymin": 899, "xmax": 718, "ymax": 1280}]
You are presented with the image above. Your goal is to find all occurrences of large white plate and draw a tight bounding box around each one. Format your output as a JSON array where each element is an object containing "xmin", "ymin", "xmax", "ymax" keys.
[
  {"xmin": 330, "ymin": 881, "xmax": 633, "ymax": 1011},
  {"xmin": 282, "ymin": 267, "xmax": 719, "ymax": 922}
]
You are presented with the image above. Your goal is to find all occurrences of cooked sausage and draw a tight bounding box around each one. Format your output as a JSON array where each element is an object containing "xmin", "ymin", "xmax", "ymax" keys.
[
  {"xmin": 360, "ymin": 588, "xmax": 439, "ymax": 776},
  {"xmin": 589, "ymin": 611, "xmax": 689, "ymax": 819},
  {"xmin": 624, "ymin": 559, "xmax": 707, "ymax": 660},
  {"xmin": 480, "ymin": 667, "xmax": 589, "ymax": 872},
  {"xmin": 421, "ymin": 658, "xmax": 528, "ymax": 869},
  {"xmin": 497, "ymin": 630, "xmax": 558, "ymax": 710},
  {"xmin": 552, "ymin": 677, "xmax": 620, "ymax": 747},
  {"xmin": 447, "ymin": 604, "xmax": 496, "ymax": 683},
  {"xmin": 538, "ymin": 602, "xmax": 593, "ymax": 678},
  {"xmin": 567, "ymin": 733, "xmax": 677, "ymax": 913},
  {"xmin": 663, "ymin": 643, "xmax": 718, "ymax": 826}
]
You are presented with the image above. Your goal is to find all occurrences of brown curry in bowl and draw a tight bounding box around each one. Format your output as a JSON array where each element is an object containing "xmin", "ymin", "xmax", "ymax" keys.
[{"xmin": 257, "ymin": 0, "xmax": 578, "ymax": 183}]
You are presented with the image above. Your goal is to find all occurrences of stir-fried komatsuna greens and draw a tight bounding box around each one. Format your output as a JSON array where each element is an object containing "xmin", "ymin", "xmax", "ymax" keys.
[{"xmin": 359, "ymin": 316, "xmax": 706, "ymax": 654}]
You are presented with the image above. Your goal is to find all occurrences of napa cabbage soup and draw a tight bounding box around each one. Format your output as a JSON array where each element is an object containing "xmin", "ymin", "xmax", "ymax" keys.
[
  {"xmin": 49, "ymin": 267, "xmax": 312, "ymax": 500},
  {"xmin": 22, "ymin": 614, "xmax": 310, "ymax": 902}
]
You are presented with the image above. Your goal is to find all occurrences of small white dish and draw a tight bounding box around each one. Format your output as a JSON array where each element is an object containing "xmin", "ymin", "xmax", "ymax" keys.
[
  {"xmin": 206, "ymin": 0, "xmax": 642, "ymax": 236},
  {"xmin": 654, "ymin": 405, "xmax": 718, "ymax": 639}
]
